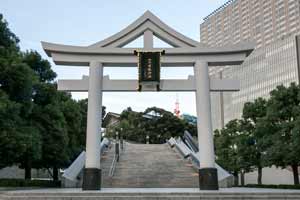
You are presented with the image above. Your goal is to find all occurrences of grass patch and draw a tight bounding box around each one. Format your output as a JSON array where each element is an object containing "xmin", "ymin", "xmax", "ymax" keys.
[
  {"xmin": 240, "ymin": 184, "xmax": 300, "ymax": 189},
  {"xmin": 0, "ymin": 179, "xmax": 61, "ymax": 187}
]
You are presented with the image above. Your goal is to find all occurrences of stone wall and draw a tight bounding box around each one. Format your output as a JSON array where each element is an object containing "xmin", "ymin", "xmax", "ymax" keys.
[
  {"xmin": 240, "ymin": 166, "xmax": 300, "ymax": 185},
  {"xmin": 0, "ymin": 166, "xmax": 53, "ymax": 179}
]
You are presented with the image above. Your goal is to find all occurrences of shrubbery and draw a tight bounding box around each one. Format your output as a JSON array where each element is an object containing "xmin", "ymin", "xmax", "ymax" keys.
[
  {"xmin": 240, "ymin": 184, "xmax": 300, "ymax": 190},
  {"xmin": 0, "ymin": 179, "xmax": 60, "ymax": 187}
]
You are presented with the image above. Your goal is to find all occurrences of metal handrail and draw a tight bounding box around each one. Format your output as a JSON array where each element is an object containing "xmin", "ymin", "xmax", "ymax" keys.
[
  {"xmin": 108, "ymin": 154, "xmax": 118, "ymax": 177},
  {"xmin": 183, "ymin": 130, "xmax": 199, "ymax": 152},
  {"xmin": 108, "ymin": 142, "xmax": 120, "ymax": 177}
]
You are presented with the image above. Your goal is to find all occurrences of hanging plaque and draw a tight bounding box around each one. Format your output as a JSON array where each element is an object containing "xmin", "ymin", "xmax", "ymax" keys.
[{"xmin": 134, "ymin": 50, "xmax": 165, "ymax": 91}]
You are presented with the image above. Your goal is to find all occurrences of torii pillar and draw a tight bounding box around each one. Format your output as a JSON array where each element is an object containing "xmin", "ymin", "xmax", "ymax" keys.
[
  {"xmin": 82, "ymin": 61, "xmax": 103, "ymax": 190},
  {"xmin": 194, "ymin": 61, "xmax": 218, "ymax": 190}
]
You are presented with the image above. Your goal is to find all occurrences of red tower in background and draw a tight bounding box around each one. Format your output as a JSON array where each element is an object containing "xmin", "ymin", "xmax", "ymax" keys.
[{"xmin": 174, "ymin": 94, "xmax": 180, "ymax": 117}]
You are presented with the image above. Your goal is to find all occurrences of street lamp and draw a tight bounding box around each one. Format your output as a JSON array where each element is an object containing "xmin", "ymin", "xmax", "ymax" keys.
[
  {"xmin": 115, "ymin": 131, "xmax": 120, "ymax": 161},
  {"xmin": 120, "ymin": 128, "xmax": 124, "ymax": 150},
  {"xmin": 157, "ymin": 134, "xmax": 161, "ymax": 144},
  {"xmin": 146, "ymin": 135, "xmax": 150, "ymax": 144},
  {"xmin": 116, "ymin": 131, "xmax": 119, "ymax": 141}
]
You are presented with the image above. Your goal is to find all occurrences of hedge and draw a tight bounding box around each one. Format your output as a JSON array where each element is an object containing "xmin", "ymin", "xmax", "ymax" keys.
[
  {"xmin": 240, "ymin": 184, "xmax": 300, "ymax": 189},
  {"xmin": 0, "ymin": 179, "xmax": 61, "ymax": 187}
]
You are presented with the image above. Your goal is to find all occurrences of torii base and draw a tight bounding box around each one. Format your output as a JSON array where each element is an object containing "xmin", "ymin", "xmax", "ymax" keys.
[
  {"xmin": 82, "ymin": 168, "xmax": 101, "ymax": 190},
  {"xmin": 199, "ymin": 168, "xmax": 219, "ymax": 190}
]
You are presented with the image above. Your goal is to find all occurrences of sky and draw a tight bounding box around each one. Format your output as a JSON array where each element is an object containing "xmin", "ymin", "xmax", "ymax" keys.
[{"xmin": 1, "ymin": 0, "xmax": 227, "ymax": 116}]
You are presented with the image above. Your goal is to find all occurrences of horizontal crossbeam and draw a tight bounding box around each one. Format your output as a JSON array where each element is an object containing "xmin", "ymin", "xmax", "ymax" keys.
[
  {"xmin": 51, "ymin": 52, "xmax": 246, "ymax": 67},
  {"xmin": 57, "ymin": 75, "xmax": 239, "ymax": 92}
]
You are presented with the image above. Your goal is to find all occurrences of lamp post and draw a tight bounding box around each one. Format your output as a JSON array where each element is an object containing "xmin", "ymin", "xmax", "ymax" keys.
[
  {"xmin": 116, "ymin": 131, "xmax": 119, "ymax": 141},
  {"xmin": 146, "ymin": 135, "xmax": 150, "ymax": 144},
  {"xmin": 120, "ymin": 128, "xmax": 124, "ymax": 150},
  {"xmin": 115, "ymin": 131, "xmax": 119, "ymax": 161}
]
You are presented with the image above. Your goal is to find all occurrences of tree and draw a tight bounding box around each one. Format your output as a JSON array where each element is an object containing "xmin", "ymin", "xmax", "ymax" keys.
[
  {"xmin": 61, "ymin": 98, "xmax": 107, "ymax": 166},
  {"xmin": 32, "ymin": 102, "xmax": 68, "ymax": 180},
  {"xmin": 0, "ymin": 90, "xmax": 22, "ymax": 168},
  {"xmin": 58, "ymin": 92, "xmax": 84, "ymax": 162},
  {"xmin": 242, "ymin": 98, "xmax": 267, "ymax": 184},
  {"xmin": 0, "ymin": 14, "xmax": 107, "ymax": 181},
  {"xmin": 109, "ymin": 107, "xmax": 195, "ymax": 144},
  {"xmin": 214, "ymin": 119, "xmax": 243, "ymax": 185},
  {"xmin": 0, "ymin": 90, "xmax": 42, "ymax": 179},
  {"xmin": 0, "ymin": 59, "xmax": 37, "ymax": 117},
  {"xmin": 17, "ymin": 126, "xmax": 41, "ymax": 179},
  {"xmin": 0, "ymin": 13, "xmax": 19, "ymax": 58},
  {"xmin": 0, "ymin": 14, "xmax": 35, "ymax": 110},
  {"xmin": 22, "ymin": 50, "xmax": 56, "ymax": 83},
  {"xmin": 264, "ymin": 83, "xmax": 300, "ymax": 185},
  {"xmin": 0, "ymin": 14, "xmax": 42, "ymax": 179},
  {"xmin": 215, "ymin": 118, "xmax": 259, "ymax": 186},
  {"xmin": 29, "ymin": 83, "xmax": 67, "ymax": 180}
]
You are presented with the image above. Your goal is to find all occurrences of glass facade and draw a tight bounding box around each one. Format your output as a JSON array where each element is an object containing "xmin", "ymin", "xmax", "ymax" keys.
[{"xmin": 200, "ymin": 0, "xmax": 300, "ymax": 130}]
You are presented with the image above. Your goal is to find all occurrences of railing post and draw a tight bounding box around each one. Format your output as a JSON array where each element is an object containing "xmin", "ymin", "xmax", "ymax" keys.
[
  {"xmin": 146, "ymin": 135, "xmax": 150, "ymax": 144},
  {"xmin": 115, "ymin": 142, "xmax": 120, "ymax": 162},
  {"xmin": 120, "ymin": 135, "xmax": 124, "ymax": 150}
]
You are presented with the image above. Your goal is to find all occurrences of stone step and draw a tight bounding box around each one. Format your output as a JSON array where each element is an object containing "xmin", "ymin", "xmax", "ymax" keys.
[
  {"xmin": 100, "ymin": 144, "xmax": 115, "ymax": 188},
  {"xmin": 3, "ymin": 188, "xmax": 300, "ymax": 200},
  {"xmin": 105, "ymin": 142, "xmax": 199, "ymax": 188}
]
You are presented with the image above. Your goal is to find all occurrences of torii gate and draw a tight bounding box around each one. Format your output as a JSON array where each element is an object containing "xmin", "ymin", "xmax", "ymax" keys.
[{"xmin": 42, "ymin": 11, "xmax": 254, "ymax": 190}]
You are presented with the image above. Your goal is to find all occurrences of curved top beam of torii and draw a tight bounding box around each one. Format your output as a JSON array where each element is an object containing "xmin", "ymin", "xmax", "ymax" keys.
[
  {"xmin": 89, "ymin": 10, "xmax": 202, "ymax": 48},
  {"xmin": 41, "ymin": 11, "xmax": 255, "ymax": 67}
]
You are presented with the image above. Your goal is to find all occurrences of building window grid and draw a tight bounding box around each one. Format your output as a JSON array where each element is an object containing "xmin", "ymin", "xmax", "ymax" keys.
[{"xmin": 202, "ymin": 0, "xmax": 300, "ymax": 129}]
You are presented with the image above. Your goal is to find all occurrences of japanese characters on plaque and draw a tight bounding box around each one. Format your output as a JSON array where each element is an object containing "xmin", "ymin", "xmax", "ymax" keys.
[{"xmin": 134, "ymin": 50, "xmax": 165, "ymax": 91}]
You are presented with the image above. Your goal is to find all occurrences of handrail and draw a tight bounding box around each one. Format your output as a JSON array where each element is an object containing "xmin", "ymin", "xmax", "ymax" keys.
[
  {"xmin": 108, "ymin": 142, "xmax": 120, "ymax": 177},
  {"xmin": 168, "ymin": 136, "xmax": 233, "ymax": 181},
  {"xmin": 62, "ymin": 138, "xmax": 110, "ymax": 181},
  {"xmin": 108, "ymin": 154, "xmax": 118, "ymax": 177},
  {"xmin": 175, "ymin": 137, "xmax": 191, "ymax": 158},
  {"xmin": 183, "ymin": 130, "xmax": 199, "ymax": 152}
]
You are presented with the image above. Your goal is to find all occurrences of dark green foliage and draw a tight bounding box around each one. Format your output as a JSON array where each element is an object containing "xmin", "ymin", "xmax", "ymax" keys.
[
  {"xmin": 263, "ymin": 83, "xmax": 300, "ymax": 184},
  {"xmin": 243, "ymin": 98, "xmax": 267, "ymax": 123},
  {"xmin": 22, "ymin": 50, "xmax": 56, "ymax": 83},
  {"xmin": 0, "ymin": 63, "xmax": 36, "ymax": 104},
  {"xmin": 58, "ymin": 92, "xmax": 86, "ymax": 163},
  {"xmin": 0, "ymin": 14, "xmax": 102, "ymax": 181},
  {"xmin": 0, "ymin": 14, "xmax": 19, "ymax": 58},
  {"xmin": 241, "ymin": 98, "xmax": 268, "ymax": 185},
  {"xmin": 108, "ymin": 106, "xmax": 195, "ymax": 144},
  {"xmin": 17, "ymin": 126, "xmax": 42, "ymax": 179},
  {"xmin": 0, "ymin": 90, "xmax": 23, "ymax": 168},
  {"xmin": 240, "ymin": 184, "xmax": 300, "ymax": 189},
  {"xmin": 0, "ymin": 15, "xmax": 42, "ymax": 176},
  {"xmin": 216, "ymin": 83, "xmax": 300, "ymax": 185},
  {"xmin": 214, "ymin": 119, "xmax": 246, "ymax": 185},
  {"xmin": 0, "ymin": 179, "xmax": 61, "ymax": 187},
  {"xmin": 214, "ymin": 119, "xmax": 254, "ymax": 174},
  {"xmin": 32, "ymin": 103, "xmax": 68, "ymax": 168}
]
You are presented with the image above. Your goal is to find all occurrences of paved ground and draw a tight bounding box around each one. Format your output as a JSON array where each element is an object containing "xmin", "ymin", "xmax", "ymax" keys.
[
  {"xmin": 2, "ymin": 187, "xmax": 300, "ymax": 200},
  {"xmin": 2, "ymin": 187, "xmax": 300, "ymax": 193}
]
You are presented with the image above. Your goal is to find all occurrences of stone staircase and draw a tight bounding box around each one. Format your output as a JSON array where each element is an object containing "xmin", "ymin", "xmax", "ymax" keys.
[
  {"xmin": 3, "ymin": 144, "xmax": 300, "ymax": 199},
  {"xmin": 102, "ymin": 142, "xmax": 199, "ymax": 188}
]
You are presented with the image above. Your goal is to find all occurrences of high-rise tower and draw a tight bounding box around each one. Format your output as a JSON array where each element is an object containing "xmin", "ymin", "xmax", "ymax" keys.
[
  {"xmin": 174, "ymin": 94, "xmax": 180, "ymax": 117},
  {"xmin": 200, "ymin": 0, "xmax": 300, "ymax": 130}
]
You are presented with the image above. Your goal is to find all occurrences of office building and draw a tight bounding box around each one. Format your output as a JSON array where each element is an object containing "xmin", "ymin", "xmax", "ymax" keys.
[{"xmin": 200, "ymin": 0, "xmax": 300, "ymax": 129}]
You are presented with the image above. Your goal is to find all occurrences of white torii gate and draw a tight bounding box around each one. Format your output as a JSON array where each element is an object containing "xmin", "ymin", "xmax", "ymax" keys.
[{"xmin": 42, "ymin": 11, "xmax": 254, "ymax": 190}]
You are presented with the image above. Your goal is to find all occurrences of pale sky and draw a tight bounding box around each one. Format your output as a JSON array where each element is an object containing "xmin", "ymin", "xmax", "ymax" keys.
[{"xmin": 1, "ymin": 0, "xmax": 227, "ymax": 116}]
